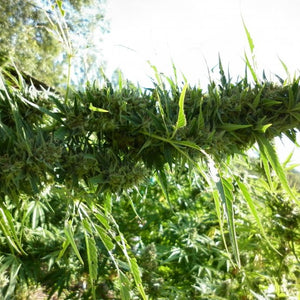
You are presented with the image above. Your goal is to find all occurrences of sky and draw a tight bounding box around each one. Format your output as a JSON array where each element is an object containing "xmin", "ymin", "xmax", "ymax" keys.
[{"xmin": 101, "ymin": 0, "xmax": 300, "ymax": 169}]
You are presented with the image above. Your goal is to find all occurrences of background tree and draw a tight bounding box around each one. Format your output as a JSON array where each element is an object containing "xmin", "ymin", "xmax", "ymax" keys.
[{"xmin": 0, "ymin": 0, "xmax": 109, "ymax": 88}]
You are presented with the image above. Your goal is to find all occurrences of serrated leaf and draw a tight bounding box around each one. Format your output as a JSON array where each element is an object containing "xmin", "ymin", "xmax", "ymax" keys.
[
  {"xmin": 64, "ymin": 222, "xmax": 84, "ymax": 265},
  {"xmin": 119, "ymin": 271, "xmax": 131, "ymax": 300},
  {"xmin": 85, "ymin": 235, "xmax": 98, "ymax": 282},
  {"xmin": 207, "ymin": 161, "xmax": 236, "ymax": 267},
  {"xmin": 95, "ymin": 213, "xmax": 110, "ymax": 230},
  {"xmin": 219, "ymin": 176, "xmax": 240, "ymax": 268},
  {"xmin": 114, "ymin": 227, "xmax": 147, "ymax": 300},
  {"xmin": 104, "ymin": 193, "xmax": 112, "ymax": 214},
  {"xmin": 95, "ymin": 225, "xmax": 114, "ymax": 251},
  {"xmin": 237, "ymin": 180, "xmax": 280, "ymax": 254},
  {"xmin": 82, "ymin": 222, "xmax": 98, "ymax": 300},
  {"xmin": 130, "ymin": 257, "xmax": 147, "ymax": 299},
  {"xmin": 208, "ymin": 162, "xmax": 240, "ymax": 268}
]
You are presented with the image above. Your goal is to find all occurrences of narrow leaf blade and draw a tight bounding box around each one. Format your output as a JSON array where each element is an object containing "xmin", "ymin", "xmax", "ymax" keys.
[
  {"xmin": 256, "ymin": 134, "xmax": 299, "ymax": 205},
  {"xmin": 175, "ymin": 83, "xmax": 188, "ymax": 130},
  {"xmin": 89, "ymin": 103, "xmax": 109, "ymax": 113},
  {"xmin": 237, "ymin": 180, "xmax": 281, "ymax": 254},
  {"xmin": 64, "ymin": 222, "xmax": 84, "ymax": 265}
]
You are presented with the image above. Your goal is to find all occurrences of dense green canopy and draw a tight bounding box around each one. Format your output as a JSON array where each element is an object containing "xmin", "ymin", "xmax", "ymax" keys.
[
  {"xmin": 0, "ymin": 68, "xmax": 299, "ymax": 197},
  {"xmin": 0, "ymin": 3, "xmax": 299, "ymax": 298},
  {"xmin": 0, "ymin": 54, "xmax": 299, "ymax": 299}
]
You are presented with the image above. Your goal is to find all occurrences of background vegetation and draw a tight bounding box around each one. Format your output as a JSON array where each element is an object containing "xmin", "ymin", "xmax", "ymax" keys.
[
  {"xmin": 0, "ymin": 0, "xmax": 108, "ymax": 88},
  {"xmin": 0, "ymin": 1, "xmax": 299, "ymax": 299}
]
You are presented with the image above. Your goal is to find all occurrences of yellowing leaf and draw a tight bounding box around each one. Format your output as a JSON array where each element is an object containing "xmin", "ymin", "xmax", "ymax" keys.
[
  {"xmin": 176, "ymin": 83, "xmax": 188, "ymax": 129},
  {"xmin": 172, "ymin": 83, "xmax": 188, "ymax": 138},
  {"xmin": 89, "ymin": 103, "xmax": 109, "ymax": 113}
]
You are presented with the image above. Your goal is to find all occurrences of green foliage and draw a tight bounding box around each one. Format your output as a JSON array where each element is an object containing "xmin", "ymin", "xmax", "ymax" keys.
[
  {"xmin": 0, "ymin": 186, "xmax": 147, "ymax": 299},
  {"xmin": 2, "ymin": 63, "xmax": 300, "ymax": 198},
  {"xmin": 0, "ymin": 45, "xmax": 300, "ymax": 298},
  {"xmin": 112, "ymin": 162, "xmax": 300, "ymax": 299}
]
